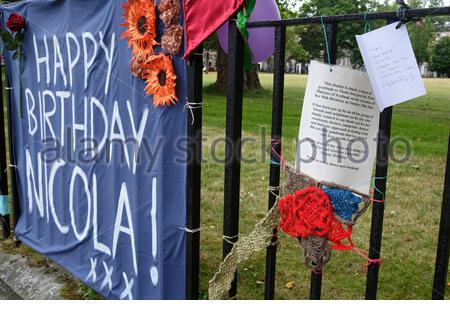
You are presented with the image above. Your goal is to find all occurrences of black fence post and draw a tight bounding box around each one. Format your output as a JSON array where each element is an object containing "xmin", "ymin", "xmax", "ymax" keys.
[
  {"xmin": 365, "ymin": 108, "xmax": 393, "ymax": 299},
  {"xmin": 364, "ymin": 19, "xmax": 395, "ymax": 301},
  {"xmin": 0, "ymin": 63, "xmax": 11, "ymax": 239},
  {"xmin": 5, "ymin": 73, "xmax": 21, "ymax": 245},
  {"xmin": 432, "ymin": 134, "xmax": 450, "ymax": 299},
  {"xmin": 309, "ymin": 21, "xmax": 338, "ymax": 300},
  {"xmin": 264, "ymin": 25, "xmax": 286, "ymax": 300},
  {"xmin": 222, "ymin": 18, "xmax": 245, "ymax": 299},
  {"xmin": 185, "ymin": 45, "xmax": 203, "ymax": 300}
]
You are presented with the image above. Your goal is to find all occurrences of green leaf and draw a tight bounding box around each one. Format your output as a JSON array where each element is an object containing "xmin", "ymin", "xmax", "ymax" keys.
[
  {"xmin": 12, "ymin": 51, "xmax": 18, "ymax": 60},
  {"xmin": 1, "ymin": 31, "xmax": 13, "ymax": 43},
  {"xmin": 6, "ymin": 42, "xmax": 19, "ymax": 51},
  {"xmin": 14, "ymin": 31, "xmax": 23, "ymax": 42}
]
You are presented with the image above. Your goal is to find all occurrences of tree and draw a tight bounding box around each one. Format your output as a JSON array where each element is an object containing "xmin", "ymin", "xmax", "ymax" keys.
[
  {"xmin": 213, "ymin": 0, "xmax": 301, "ymax": 92},
  {"xmin": 407, "ymin": 0, "xmax": 444, "ymax": 66},
  {"xmin": 286, "ymin": 26, "xmax": 308, "ymax": 61},
  {"xmin": 430, "ymin": 37, "xmax": 450, "ymax": 77},
  {"xmin": 278, "ymin": 1, "xmax": 309, "ymax": 62},
  {"xmin": 298, "ymin": 0, "xmax": 386, "ymax": 64}
]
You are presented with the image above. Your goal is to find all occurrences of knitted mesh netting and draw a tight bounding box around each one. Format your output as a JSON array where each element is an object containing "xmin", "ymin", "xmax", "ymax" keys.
[
  {"xmin": 300, "ymin": 235, "xmax": 332, "ymax": 270},
  {"xmin": 208, "ymin": 203, "xmax": 280, "ymax": 300}
]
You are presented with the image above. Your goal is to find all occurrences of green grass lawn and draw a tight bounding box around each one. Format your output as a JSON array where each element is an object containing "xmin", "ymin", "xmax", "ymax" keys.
[{"xmin": 199, "ymin": 72, "xmax": 450, "ymax": 299}]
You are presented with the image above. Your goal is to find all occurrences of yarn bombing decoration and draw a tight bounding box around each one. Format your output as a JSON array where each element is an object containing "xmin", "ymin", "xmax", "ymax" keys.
[
  {"xmin": 279, "ymin": 187, "xmax": 334, "ymax": 238},
  {"xmin": 324, "ymin": 188, "xmax": 362, "ymax": 222},
  {"xmin": 278, "ymin": 186, "xmax": 358, "ymax": 270}
]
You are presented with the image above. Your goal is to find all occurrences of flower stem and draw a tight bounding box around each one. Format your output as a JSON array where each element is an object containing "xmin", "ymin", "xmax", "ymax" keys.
[{"xmin": 19, "ymin": 45, "xmax": 22, "ymax": 118}]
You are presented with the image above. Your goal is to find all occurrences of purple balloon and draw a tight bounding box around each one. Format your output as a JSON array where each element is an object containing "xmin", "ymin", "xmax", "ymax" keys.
[{"xmin": 217, "ymin": 0, "xmax": 281, "ymax": 63}]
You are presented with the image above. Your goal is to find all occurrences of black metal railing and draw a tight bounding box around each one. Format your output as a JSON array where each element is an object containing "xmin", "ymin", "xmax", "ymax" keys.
[{"xmin": 183, "ymin": 6, "xmax": 450, "ymax": 300}]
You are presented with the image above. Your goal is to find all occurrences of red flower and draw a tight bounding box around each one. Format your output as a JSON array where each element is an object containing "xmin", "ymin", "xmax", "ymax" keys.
[
  {"xmin": 6, "ymin": 13, "xmax": 26, "ymax": 33},
  {"xmin": 278, "ymin": 186, "xmax": 334, "ymax": 239}
]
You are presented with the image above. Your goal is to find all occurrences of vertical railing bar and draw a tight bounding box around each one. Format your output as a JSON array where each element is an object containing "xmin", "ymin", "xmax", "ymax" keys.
[
  {"xmin": 264, "ymin": 25, "xmax": 286, "ymax": 300},
  {"xmin": 432, "ymin": 134, "xmax": 450, "ymax": 299},
  {"xmin": 4, "ymin": 70, "xmax": 21, "ymax": 245},
  {"xmin": 222, "ymin": 18, "xmax": 245, "ymax": 299},
  {"xmin": 185, "ymin": 45, "xmax": 203, "ymax": 300},
  {"xmin": 364, "ymin": 19, "xmax": 395, "ymax": 301},
  {"xmin": 309, "ymin": 21, "xmax": 338, "ymax": 300},
  {"xmin": 0, "ymin": 62, "xmax": 11, "ymax": 239},
  {"xmin": 364, "ymin": 107, "xmax": 392, "ymax": 299}
]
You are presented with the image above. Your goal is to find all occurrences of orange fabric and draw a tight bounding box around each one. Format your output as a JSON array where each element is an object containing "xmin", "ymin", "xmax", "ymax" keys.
[{"xmin": 183, "ymin": 0, "xmax": 245, "ymax": 59}]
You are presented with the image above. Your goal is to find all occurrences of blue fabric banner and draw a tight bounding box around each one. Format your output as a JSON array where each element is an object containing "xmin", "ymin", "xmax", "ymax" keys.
[{"xmin": 1, "ymin": 0, "xmax": 187, "ymax": 299}]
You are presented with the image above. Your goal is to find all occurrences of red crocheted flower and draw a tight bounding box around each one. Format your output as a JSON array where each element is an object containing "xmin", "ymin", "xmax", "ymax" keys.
[
  {"xmin": 327, "ymin": 219, "xmax": 354, "ymax": 250},
  {"xmin": 6, "ymin": 13, "xmax": 26, "ymax": 33},
  {"xmin": 279, "ymin": 186, "xmax": 334, "ymax": 238}
]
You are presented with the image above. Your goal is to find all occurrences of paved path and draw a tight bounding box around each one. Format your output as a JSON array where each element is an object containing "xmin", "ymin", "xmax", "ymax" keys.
[{"xmin": 0, "ymin": 277, "xmax": 21, "ymax": 300}]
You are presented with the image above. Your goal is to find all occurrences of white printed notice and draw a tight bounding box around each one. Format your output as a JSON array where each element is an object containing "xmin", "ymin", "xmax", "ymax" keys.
[
  {"xmin": 296, "ymin": 61, "xmax": 380, "ymax": 194},
  {"xmin": 356, "ymin": 22, "xmax": 426, "ymax": 112}
]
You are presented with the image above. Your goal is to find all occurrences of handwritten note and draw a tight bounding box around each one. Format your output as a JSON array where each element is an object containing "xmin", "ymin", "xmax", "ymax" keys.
[
  {"xmin": 356, "ymin": 22, "xmax": 426, "ymax": 111},
  {"xmin": 296, "ymin": 61, "xmax": 380, "ymax": 194}
]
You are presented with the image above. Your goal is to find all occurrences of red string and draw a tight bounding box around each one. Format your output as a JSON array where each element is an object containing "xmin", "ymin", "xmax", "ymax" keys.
[{"xmin": 352, "ymin": 246, "xmax": 383, "ymax": 274}]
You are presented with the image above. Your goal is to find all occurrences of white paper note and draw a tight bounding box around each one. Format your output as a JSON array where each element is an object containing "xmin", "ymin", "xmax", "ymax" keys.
[
  {"xmin": 356, "ymin": 22, "xmax": 426, "ymax": 112},
  {"xmin": 296, "ymin": 61, "xmax": 380, "ymax": 194}
]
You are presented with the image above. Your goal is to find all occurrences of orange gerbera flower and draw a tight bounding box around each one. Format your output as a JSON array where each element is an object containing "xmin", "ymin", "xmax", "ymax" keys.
[
  {"xmin": 121, "ymin": 0, "xmax": 158, "ymax": 58},
  {"xmin": 144, "ymin": 53, "xmax": 178, "ymax": 107}
]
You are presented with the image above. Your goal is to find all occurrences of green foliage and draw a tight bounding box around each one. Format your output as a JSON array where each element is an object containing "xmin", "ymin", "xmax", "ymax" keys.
[
  {"xmin": 407, "ymin": 0, "xmax": 445, "ymax": 65},
  {"xmin": 430, "ymin": 36, "xmax": 450, "ymax": 76},
  {"xmin": 285, "ymin": 26, "xmax": 308, "ymax": 61},
  {"xmin": 298, "ymin": 0, "xmax": 387, "ymax": 64},
  {"xmin": 276, "ymin": 0, "xmax": 298, "ymax": 19}
]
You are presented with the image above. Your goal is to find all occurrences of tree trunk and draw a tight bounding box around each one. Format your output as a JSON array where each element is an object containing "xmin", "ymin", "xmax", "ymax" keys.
[
  {"xmin": 244, "ymin": 66, "xmax": 261, "ymax": 90},
  {"xmin": 215, "ymin": 45, "xmax": 262, "ymax": 92},
  {"xmin": 216, "ymin": 45, "xmax": 228, "ymax": 92}
]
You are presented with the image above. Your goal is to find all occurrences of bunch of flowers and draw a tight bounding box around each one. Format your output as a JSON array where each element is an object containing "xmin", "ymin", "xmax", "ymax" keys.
[
  {"xmin": 121, "ymin": 0, "xmax": 183, "ymax": 107},
  {"xmin": 159, "ymin": 0, "xmax": 183, "ymax": 55}
]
